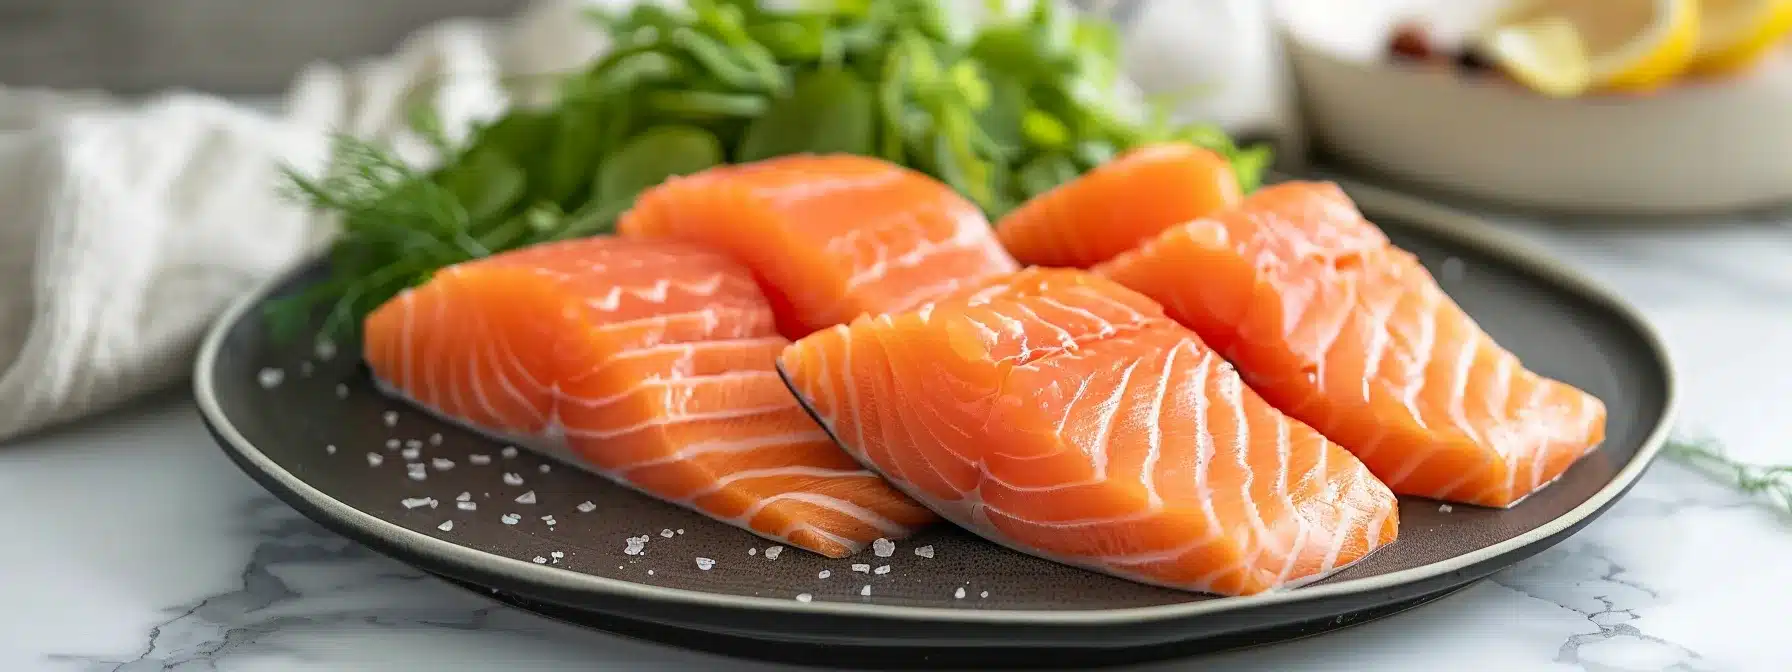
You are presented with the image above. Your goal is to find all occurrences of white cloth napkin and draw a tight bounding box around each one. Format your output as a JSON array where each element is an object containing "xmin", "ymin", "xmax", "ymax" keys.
[{"xmin": 0, "ymin": 0, "xmax": 1294, "ymax": 441}]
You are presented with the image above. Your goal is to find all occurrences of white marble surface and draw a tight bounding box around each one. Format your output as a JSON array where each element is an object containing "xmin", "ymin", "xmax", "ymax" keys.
[{"xmin": 3, "ymin": 207, "xmax": 1791, "ymax": 671}]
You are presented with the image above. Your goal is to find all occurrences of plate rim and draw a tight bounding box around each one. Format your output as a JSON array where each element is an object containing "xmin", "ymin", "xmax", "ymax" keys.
[{"xmin": 193, "ymin": 180, "xmax": 1679, "ymax": 626}]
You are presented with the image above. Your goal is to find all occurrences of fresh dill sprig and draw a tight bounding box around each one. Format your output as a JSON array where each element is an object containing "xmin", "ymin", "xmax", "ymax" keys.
[{"xmin": 1663, "ymin": 437, "xmax": 1792, "ymax": 513}]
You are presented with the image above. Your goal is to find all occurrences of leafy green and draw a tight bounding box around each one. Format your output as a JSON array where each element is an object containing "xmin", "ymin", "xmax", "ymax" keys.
[
  {"xmin": 272, "ymin": 0, "xmax": 1271, "ymax": 342},
  {"xmin": 1665, "ymin": 437, "xmax": 1792, "ymax": 514}
]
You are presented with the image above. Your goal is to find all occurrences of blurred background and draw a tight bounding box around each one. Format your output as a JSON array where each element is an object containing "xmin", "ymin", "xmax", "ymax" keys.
[{"xmin": 0, "ymin": 0, "xmax": 527, "ymax": 93}]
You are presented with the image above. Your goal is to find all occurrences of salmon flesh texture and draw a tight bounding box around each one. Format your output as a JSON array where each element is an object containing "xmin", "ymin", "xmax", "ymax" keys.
[
  {"xmin": 362, "ymin": 237, "xmax": 937, "ymax": 558},
  {"xmin": 1096, "ymin": 182, "xmax": 1608, "ymax": 508},
  {"xmin": 618, "ymin": 154, "xmax": 1020, "ymax": 339},
  {"xmin": 778, "ymin": 268, "xmax": 1399, "ymax": 596},
  {"xmin": 994, "ymin": 143, "xmax": 1242, "ymax": 269}
]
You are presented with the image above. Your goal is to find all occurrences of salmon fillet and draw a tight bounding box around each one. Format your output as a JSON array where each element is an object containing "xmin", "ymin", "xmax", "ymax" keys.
[
  {"xmin": 778, "ymin": 268, "xmax": 1398, "ymax": 595},
  {"xmin": 994, "ymin": 143, "xmax": 1242, "ymax": 268},
  {"xmin": 617, "ymin": 154, "xmax": 1019, "ymax": 339},
  {"xmin": 1096, "ymin": 182, "xmax": 1608, "ymax": 508},
  {"xmin": 362, "ymin": 237, "xmax": 936, "ymax": 557}
]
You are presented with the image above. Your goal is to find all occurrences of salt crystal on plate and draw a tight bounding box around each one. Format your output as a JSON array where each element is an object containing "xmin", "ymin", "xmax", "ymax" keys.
[
  {"xmin": 1439, "ymin": 504, "xmax": 1454, "ymax": 513},
  {"xmin": 383, "ymin": 411, "xmax": 399, "ymax": 426},
  {"xmin": 325, "ymin": 444, "xmax": 337, "ymax": 455},
  {"xmin": 515, "ymin": 490, "xmax": 537, "ymax": 504},
  {"xmin": 577, "ymin": 501, "xmax": 597, "ymax": 513},
  {"xmin": 407, "ymin": 464, "xmax": 427, "ymax": 481},
  {"xmin": 257, "ymin": 367, "xmax": 284, "ymax": 388},
  {"xmin": 429, "ymin": 433, "xmax": 443, "ymax": 445},
  {"xmin": 914, "ymin": 545, "xmax": 934, "ymax": 559},
  {"xmin": 401, "ymin": 446, "xmax": 420, "ymax": 460},
  {"xmin": 860, "ymin": 585, "xmax": 871, "ymax": 597},
  {"xmin": 541, "ymin": 515, "xmax": 557, "ymax": 525},
  {"xmin": 469, "ymin": 454, "xmax": 492, "ymax": 465},
  {"xmin": 551, "ymin": 551, "xmax": 565, "ymax": 559},
  {"xmin": 625, "ymin": 537, "xmax": 648, "ymax": 555},
  {"xmin": 660, "ymin": 529, "xmax": 673, "ymax": 538},
  {"xmin": 851, "ymin": 564, "xmax": 870, "ymax": 573},
  {"xmin": 533, "ymin": 556, "xmax": 547, "ymax": 564},
  {"xmin": 795, "ymin": 593, "xmax": 813, "ymax": 603},
  {"xmin": 432, "ymin": 459, "xmax": 454, "ymax": 471},
  {"xmin": 456, "ymin": 491, "xmax": 472, "ymax": 501},
  {"xmin": 314, "ymin": 339, "xmax": 338, "ymax": 361},
  {"xmin": 872, "ymin": 538, "xmax": 895, "ymax": 557},
  {"xmin": 818, "ymin": 570, "xmax": 831, "ymax": 579},
  {"xmin": 503, "ymin": 473, "xmax": 524, "ymax": 486},
  {"xmin": 405, "ymin": 439, "xmax": 423, "ymax": 450},
  {"xmin": 695, "ymin": 557, "xmax": 716, "ymax": 570},
  {"xmin": 647, "ymin": 569, "xmax": 655, "ymax": 576},
  {"xmin": 501, "ymin": 446, "xmax": 519, "ymax": 458},
  {"xmin": 335, "ymin": 384, "xmax": 348, "ymax": 398},
  {"xmin": 457, "ymin": 501, "xmax": 477, "ymax": 511},
  {"xmin": 366, "ymin": 453, "xmax": 384, "ymax": 467},
  {"xmin": 676, "ymin": 529, "xmax": 685, "ymax": 535},
  {"xmin": 501, "ymin": 513, "xmax": 521, "ymax": 525},
  {"xmin": 980, "ymin": 591, "xmax": 989, "ymax": 598},
  {"xmin": 874, "ymin": 565, "xmax": 891, "ymax": 575},
  {"xmin": 401, "ymin": 497, "xmax": 434, "ymax": 509},
  {"xmin": 954, "ymin": 587, "xmax": 965, "ymax": 599},
  {"xmin": 748, "ymin": 548, "xmax": 757, "ymax": 556},
  {"xmin": 438, "ymin": 521, "xmax": 454, "ymax": 532},
  {"xmin": 764, "ymin": 546, "xmax": 783, "ymax": 560},
  {"xmin": 386, "ymin": 439, "xmax": 401, "ymax": 450},
  {"xmin": 539, "ymin": 464, "xmax": 552, "ymax": 473}
]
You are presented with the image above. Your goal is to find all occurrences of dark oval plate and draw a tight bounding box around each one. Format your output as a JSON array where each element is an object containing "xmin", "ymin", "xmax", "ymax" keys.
[{"xmin": 194, "ymin": 180, "xmax": 1676, "ymax": 660}]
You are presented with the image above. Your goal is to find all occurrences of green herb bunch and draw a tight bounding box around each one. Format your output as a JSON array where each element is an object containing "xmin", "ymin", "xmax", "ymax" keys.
[{"xmin": 273, "ymin": 0, "xmax": 1271, "ymax": 341}]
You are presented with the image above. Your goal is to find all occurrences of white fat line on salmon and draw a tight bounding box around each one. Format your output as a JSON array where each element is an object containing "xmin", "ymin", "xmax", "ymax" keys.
[
  {"xmin": 1187, "ymin": 355, "xmax": 1227, "ymax": 544},
  {"xmin": 880, "ymin": 360, "xmax": 973, "ymax": 498},
  {"xmin": 561, "ymin": 402, "xmax": 793, "ymax": 440},
  {"xmin": 977, "ymin": 502, "xmax": 1165, "ymax": 529},
  {"xmin": 612, "ymin": 431, "xmax": 833, "ymax": 472},
  {"xmin": 879, "ymin": 275, "xmax": 969, "ymax": 318},
  {"xmin": 762, "ymin": 167, "xmax": 908, "ymax": 207},
  {"xmin": 672, "ymin": 467, "xmax": 879, "ymax": 501},
  {"xmin": 1219, "ymin": 351, "xmax": 1281, "ymax": 562},
  {"xmin": 839, "ymin": 330, "xmax": 871, "ymax": 483},
  {"xmin": 1355, "ymin": 285, "xmax": 1399, "ymax": 405},
  {"xmin": 731, "ymin": 492, "xmax": 913, "ymax": 537},
  {"xmin": 1398, "ymin": 301, "xmax": 1440, "ymax": 431},
  {"xmin": 583, "ymin": 273, "xmax": 733, "ymax": 311},
  {"xmin": 483, "ymin": 332, "xmax": 551, "ymax": 427},
  {"xmin": 1444, "ymin": 332, "xmax": 1486, "ymax": 448},
  {"xmin": 556, "ymin": 370, "xmax": 783, "ymax": 408},
  {"xmin": 1012, "ymin": 304, "xmax": 1079, "ymax": 353},
  {"xmin": 1271, "ymin": 415, "xmax": 1313, "ymax": 587},
  {"xmin": 557, "ymin": 338, "xmax": 790, "ymax": 387},
  {"xmin": 1030, "ymin": 296, "xmax": 1120, "ymax": 341},
  {"xmin": 1139, "ymin": 345, "xmax": 1176, "ymax": 513}
]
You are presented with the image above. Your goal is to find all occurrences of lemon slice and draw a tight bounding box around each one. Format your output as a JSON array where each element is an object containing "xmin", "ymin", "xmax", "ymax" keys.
[
  {"xmin": 1494, "ymin": 0, "xmax": 1700, "ymax": 92},
  {"xmin": 1693, "ymin": 0, "xmax": 1792, "ymax": 74},
  {"xmin": 1478, "ymin": 17, "xmax": 1594, "ymax": 97}
]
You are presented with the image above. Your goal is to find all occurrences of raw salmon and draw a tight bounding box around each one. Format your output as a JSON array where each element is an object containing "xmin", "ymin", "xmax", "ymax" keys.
[
  {"xmin": 617, "ymin": 154, "xmax": 1019, "ymax": 339},
  {"xmin": 994, "ymin": 143, "xmax": 1242, "ymax": 269},
  {"xmin": 362, "ymin": 237, "xmax": 936, "ymax": 557},
  {"xmin": 1096, "ymin": 182, "xmax": 1608, "ymax": 508},
  {"xmin": 778, "ymin": 268, "xmax": 1398, "ymax": 595}
]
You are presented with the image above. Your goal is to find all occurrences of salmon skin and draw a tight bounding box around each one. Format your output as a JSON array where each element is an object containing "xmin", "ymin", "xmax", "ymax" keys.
[
  {"xmin": 618, "ymin": 154, "xmax": 1019, "ymax": 339},
  {"xmin": 994, "ymin": 143, "xmax": 1242, "ymax": 269},
  {"xmin": 778, "ymin": 268, "xmax": 1398, "ymax": 596},
  {"xmin": 1096, "ymin": 182, "xmax": 1608, "ymax": 508},
  {"xmin": 362, "ymin": 237, "xmax": 936, "ymax": 558}
]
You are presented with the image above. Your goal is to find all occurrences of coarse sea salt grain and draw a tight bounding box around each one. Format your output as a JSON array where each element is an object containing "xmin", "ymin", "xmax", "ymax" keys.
[
  {"xmin": 795, "ymin": 593, "xmax": 813, "ymax": 603},
  {"xmin": 503, "ymin": 473, "xmax": 524, "ymax": 486},
  {"xmin": 695, "ymin": 557, "xmax": 716, "ymax": 570},
  {"xmin": 366, "ymin": 453, "xmax": 384, "ymax": 467},
  {"xmin": 914, "ymin": 545, "xmax": 934, "ymax": 559},
  {"xmin": 676, "ymin": 529, "xmax": 685, "ymax": 535},
  {"xmin": 458, "ymin": 501, "xmax": 477, "ymax": 511},
  {"xmin": 407, "ymin": 464, "xmax": 427, "ymax": 481},
  {"xmin": 539, "ymin": 464, "xmax": 551, "ymax": 473},
  {"xmin": 405, "ymin": 439, "xmax": 423, "ymax": 450},
  {"xmin": 401, "ymin": 497, "xmax": 434, "ymax": 509},
  {"xmin": 501, "ymin": 446, "xmax": 519, "ymax": 458},
  {"xmin": 763, "ymin": 546, "xmax": 783, "ymax": 560},
  {"xmin": 660, "ymin": 529, "xmax": 673, "ymax": 538},
  {"xmin": 748, "ymin": 548, "xmax": 757, "ymax": 556},
  {"xmin": 456, "ymin": 491, "xmax": 472, "ymax": 501},
  {"xmin": 980, "ymin": 591, "xmax": 988, "ymax": 598},
  {"xmin": 469, "ymin": 454, "xmax": 492, "ymax": 465},
  {"xmin": 335, "ymin": 384, "xmax": 348, "ymax": 398},
  {"xmin": 625, "ymin": 536, "xmax": 650, "ymax": 555},
  {"xmin": 533, "ymin": 556, "xmax": 547, "ymax": 564},
  {"xmin": 954, "ymin": 587, "xmax": 965, "ymax": 599},
  {"xmin": 400, "ymin": 446, "xmax": 420, "ymax": 460},
  {"xmin": 433, "ymin": 458, "xmax": 454, "ymax": 470},
  {"xmin": 860, "ymin": 585, "xmax": 871, "ymax": 597},
  {"xmin": 386, "ymin": 439, "xmax": 401, "ymax": 450},
  {"xmin": 551, "ymin": 551, "xmax": 564, "ymax": 559},
  {"xmin": 257, "ymin": 367, "xmax": 284, "ymax": 388},
  {"xmin": 515, "ymin": 490, "xmax": 537, "ymax": 504},
  {"xmin": 315, "ymin": 340, "xmax": 338, "ymax": 361},
  {"xmin": 818, "ymin": 570, "xmax": 831, "ymax": 579},
  {"xmin": 1440, "ymin": 504, "xmax": 1454, "ymax": 513},
  {"xmin": 872, "ymin": 538, "xmax": 895, "ymax": 557},
  {"xmin": 325, "ymin": 444, "xmax": 337, "ymax": 455},
  {"xmin": 383, "ymin": 411, "xmax": 399, "ymax": 426},
  {"xmin": 851, "ymin": 564, "xmax": 870, "ymax": 573},
  {"xmin": 541, "ymin": 515, "xmax": 557, "ymax": 525},
  {"xmin": 429, "ymin": 433, "xmax": 443, "ymax": 445},
  {"xmin": 438, "ymin": 521, "xmax": 454, "ymax": 532},
  {"xmin": 501, "ymin": 513, "xmax": 521, "ymax": 525},
  {"xmin": 578, "ymin": 501, "xmax": 597, "ymax": 513},
  {"xmin": 873, "ymin": 565, "xmax": 891, "ymax": 575}
]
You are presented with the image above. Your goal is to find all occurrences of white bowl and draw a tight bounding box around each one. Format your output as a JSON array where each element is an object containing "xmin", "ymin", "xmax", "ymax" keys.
[{"xmin": 1281, "ymin": 1, "xmax": 1792, "ymax": 216}]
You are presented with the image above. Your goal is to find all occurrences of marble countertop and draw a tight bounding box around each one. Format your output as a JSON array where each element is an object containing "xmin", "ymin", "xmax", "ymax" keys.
[{"xmin": 4, "ymin": 203, "xmax": 1790, "ymax": 671}]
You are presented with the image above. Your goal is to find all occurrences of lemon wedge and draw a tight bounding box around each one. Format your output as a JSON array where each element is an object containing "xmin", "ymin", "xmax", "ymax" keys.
[
  {"xmin": 1692, "ymin": 0, "xmax": 1792, "ymax": 74},
  {"xmin": 1478, "ymin": 17, "xmax": 1594, "ymax": 97},
  {"xmin": 1493, "ymin": 0, "xmax": 1700, "ymax": 93}
]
